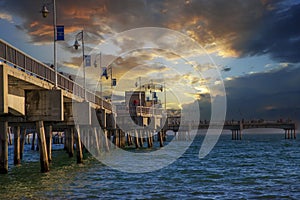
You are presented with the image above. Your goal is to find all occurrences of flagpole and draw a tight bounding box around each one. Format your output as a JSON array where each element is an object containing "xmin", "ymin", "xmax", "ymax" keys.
[
  {"xmin": 164, "ymin": 82, "xmax": 166, "ymax": 110},
  {"xmin": 139, "ymin": 77, "xmax": 141, "ymax": 107},
  {"xmin": 100, "ymin": 52, "xmax": 103, "ymax": 109},
  {"xmin": 53, "ymin": 0, "xmax": 57, "ymax": 88},
  {"xmin": 110, "ymin": 64, "xmax": 113, "ymax": 89},
  {"xmin": 81, "ymin": 30, "xmax": 86, "ymax": 101}
]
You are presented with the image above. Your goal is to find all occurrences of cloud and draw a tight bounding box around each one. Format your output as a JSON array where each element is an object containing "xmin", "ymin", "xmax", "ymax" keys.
[
  {"xmin": 0, "ymin": 12, "xmax": 13, "ymax": 22},
  {"xmin": 225, "ymin": 65, "xmax": 300, "ymax": 120},
  {"xmin": 2, "ymin": 0, "xmax": 298, "ymax": 64},
  {"xmin": 233, "ymin": 2, "xmax": 300, "ymax": 63}
]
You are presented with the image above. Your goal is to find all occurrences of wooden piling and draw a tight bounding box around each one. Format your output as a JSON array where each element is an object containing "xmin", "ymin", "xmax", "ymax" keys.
[
  {"xmin": 147, "ymin": 131, "xmax": 151, "ymax": 148},
  {"xmin": 20, "ymin": 128, "xmax": 26, "ymax": 160},
  {"xmin": 8, "ymin": 127, "xmax": 12, "ymax": 145},
  {"xmin": 96, "ymin": 128, "xmax": 103, "ymax": 152},
  {"xmin": 284, "ymin": 129, "xmax": 287, "ymax": 139},
  {"xmin": 0, "ymin": 121, "xmax": 8, "ymax": 174},
  {"xmin": 64, "ymin": 129, "xmax": 69, "ymax": 152},
  {"xmin": 134, "ymin": 130, "xmax": 140, "ymax": 148},
  {"xmin": 104, "ymin": 129, "xmax": 110, "ymax": 152},
  {"xmin": 127, "ymin": 133, "xmax": 132, "ymax": 146},
  {"xmin": 26, "ymin": 133, "xmax": 30, "ymax": 144},
  {"xmin": 69, "ymin": 128, "xmax": 74, "ymax": 157},
  {"xmin": 13, "ymin": 126, "xmax": 21, "ymax": 165},
  {"xmin": 139, "ymin": 130, "xmax": 144, "ymax": 148},
  {"xmin": 163, "ymin": 131, "xmax": 167, "ymax": 142},
  {"xmin": 93, "ymin": 127, "xmax": 100, "ymax": 156},
  {"xmin": 31, "ymin": 132, "xmax": 36, "ymax": 150},
  {"xmin": 293, "ymin": 129, "xmax": 296, "ymax": 139},
  {"xmin": 36, "ymin": 121, "xmax": 49, "ymax": 173},
  {"xmin": 120, "ymin": 130, "xmax": 126, "ymax": 148},
  {"xmin": 158, "ymin": 131, "xmax": 164, "ymax": 147},
  {"xmin": 86, "ymin": 128, "xmax": 90, "ymax": 150},
  {"xmin": 75, "ymin": 125, "xmax": 83, "ymax": 164},
  {"xmin": 36, "ymin": 138, "xmax": 39, "ymax": 151},
  {"xmin": 45, "ymin": 125, "xmax": 52, "ymax": 162},
  {"xmin": 113, "ymin": 129, "xmax": 119, "ymax": 148},
  {"xmin": 150, "ymin": 131, "xmax": 154, "ymax": 147}
]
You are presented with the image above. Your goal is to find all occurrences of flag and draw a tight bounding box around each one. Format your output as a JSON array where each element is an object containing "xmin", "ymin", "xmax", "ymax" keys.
[
  {"xmin": 56, "ymin": 25, "xmax": 64, "ymax": 41},
  {"xmin": 85, "ymin": 55, "xmax": 91, "ymax": 67},
  {"xmin": 101, "ymin": 67, "xmax": 108, "ymax": 79}
]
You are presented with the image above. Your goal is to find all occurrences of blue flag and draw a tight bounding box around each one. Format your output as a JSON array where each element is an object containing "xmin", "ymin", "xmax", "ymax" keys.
[
  {"xmin": 85, "ymin": 55, "xmax": 91, "ymax": 67},
  {"xmin": 56, "ymin": 25, "xmax": 64, "ymax": 41}
]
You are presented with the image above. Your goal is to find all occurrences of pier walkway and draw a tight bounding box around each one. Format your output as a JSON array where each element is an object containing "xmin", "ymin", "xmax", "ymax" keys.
[{"xmin": 166, "ymin": 117, "xmax": 297, "ymax": 140}]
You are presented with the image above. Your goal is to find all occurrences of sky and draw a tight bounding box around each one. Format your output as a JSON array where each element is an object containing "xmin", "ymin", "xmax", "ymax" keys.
[{"xmin": 0, "ymin": 0, "xmax": 300, "ymax": 123}]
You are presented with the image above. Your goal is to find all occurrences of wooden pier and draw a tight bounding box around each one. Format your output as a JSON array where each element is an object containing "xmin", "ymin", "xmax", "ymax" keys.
[
  {"xmin": 0, "ymin": 38, "xmax": 298, "ymax": 174},
  {"xmin": 166, "ymin": 117, "xmax": 297, "ymax": 140}
]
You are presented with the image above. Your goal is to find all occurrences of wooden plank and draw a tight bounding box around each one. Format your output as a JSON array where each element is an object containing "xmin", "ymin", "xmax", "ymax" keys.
[{"xmin": 36, "ymin": 121, "xmax": 49, "ymax": 173}]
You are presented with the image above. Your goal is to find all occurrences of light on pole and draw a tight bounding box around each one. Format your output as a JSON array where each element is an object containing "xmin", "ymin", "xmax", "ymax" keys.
[
  {"xmin": 41, "ymin": 0, "xmax": 58, "ymax": 88},
  {"xmin": 73, "ymin": 30, "xmax": 86, "ymax": 101}
]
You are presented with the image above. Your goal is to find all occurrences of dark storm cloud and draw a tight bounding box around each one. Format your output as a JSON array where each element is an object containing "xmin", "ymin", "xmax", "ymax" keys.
[
  {"xmin": 225, "ymin": 65, "xmax": 300, "ymax": 120},
  {"xmin": 233, "ymin": 2, "xmax": 300, "ymax": 63},
  {"xmin": 1, "ymin": 0, "xmax": 299, "ymax": 63}
]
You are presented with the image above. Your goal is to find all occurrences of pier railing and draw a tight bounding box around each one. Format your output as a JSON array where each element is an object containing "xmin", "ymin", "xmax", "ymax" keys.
[{"xmin": 0, "ymin": 39, "xmax": 111, "ymax": 111}]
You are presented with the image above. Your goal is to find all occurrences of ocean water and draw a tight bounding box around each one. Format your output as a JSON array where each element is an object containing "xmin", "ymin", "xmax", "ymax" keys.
[{"xmin": 1, "ymin": 132, "xmax": 300, "ymax": 200}]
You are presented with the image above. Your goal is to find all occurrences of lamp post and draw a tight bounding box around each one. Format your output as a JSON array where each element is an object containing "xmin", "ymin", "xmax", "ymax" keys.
[
  {"xmin": 41, "ymin": 0, "xmax": 58, "ymax": 88},
  {"xmin": 164, "ymin": 82, "xmax": 166, "ymax": 110},
  {"xmin": 94, "ymin": 53, "xmax": 103, "ymax": 108},
  {"xmin": 73, "ymin": 30, "xmax": 86, "ymax": 101}
]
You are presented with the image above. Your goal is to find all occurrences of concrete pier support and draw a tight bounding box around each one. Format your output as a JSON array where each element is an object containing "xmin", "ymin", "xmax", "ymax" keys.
[
  {"xmin": 75, "ymin": 125, "xmax": 83, "ymax": 164},
  {"xmin": 13, "ymin": 126, "xmax": 21, "ymax": 165},
  {"xmin": 36, "ymin": 121, "xmax": 49, "ymax": 173},
  {"xmin": 285, "ymin": 129, "xmax": 296, "ymax": 139},
  {"xmin": 45, "ymin": 125, "xmax": 52, "ymax": 162},
  {"xmin": 231, "ymin": 130, "xmax": 242, "ymax": 140},
  {"xmin": 0, "ymin": 121, "xmax": 8, "ymax": 173}
]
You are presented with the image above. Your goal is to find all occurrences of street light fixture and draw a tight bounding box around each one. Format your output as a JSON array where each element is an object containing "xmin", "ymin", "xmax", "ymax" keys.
[
  {"xmin": 73, "ymin": 30, "xmax": 86, "ymax": 101},
  {"xmin": 73, "ymin": 39, "xmax": 80, "ymax": 50},
  {"xmin": 41, "ymin": 5, "xmax": 49, "ymax": 18},
  {"xmin": 40, "ymin": 0, "xmax": 58, "ymax": 88}
]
